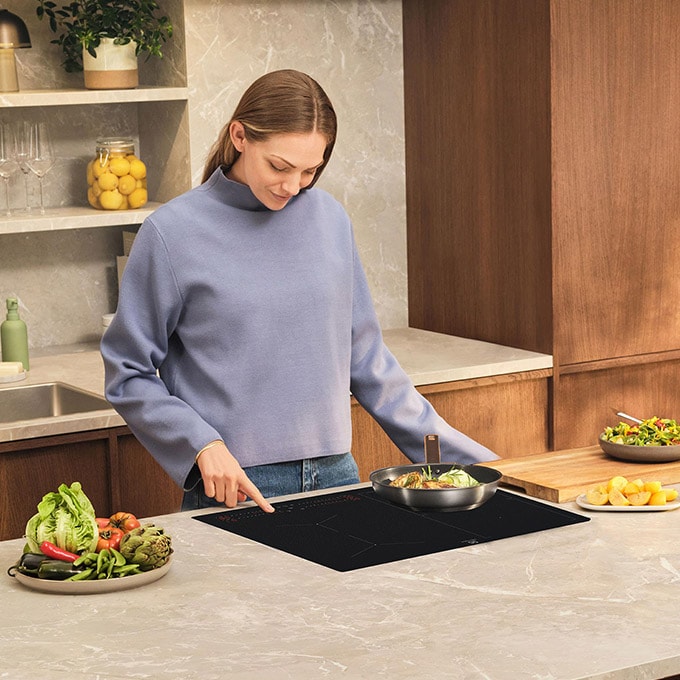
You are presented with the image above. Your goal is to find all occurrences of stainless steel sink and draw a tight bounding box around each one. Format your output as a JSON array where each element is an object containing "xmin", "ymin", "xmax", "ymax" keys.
[{"xmin": 0, "ymin": 382, "xmax": 111, "ymax": 424}]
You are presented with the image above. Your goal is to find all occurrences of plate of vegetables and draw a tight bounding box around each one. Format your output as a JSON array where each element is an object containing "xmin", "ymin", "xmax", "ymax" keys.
[
  {"xmin": 6, "ymin": 481, "xmax": 173, "ymax": 595},
  {"xmin": 370, "ymin": 463, "xmax": 502, "ymax": 511},
  {"xmin": 600, "ymin": 417, "xmax": 680, "ymax": 463}
]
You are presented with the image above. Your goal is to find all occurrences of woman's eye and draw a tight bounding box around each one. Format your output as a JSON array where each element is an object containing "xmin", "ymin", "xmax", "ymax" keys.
[{"xmin": 270, "ymin": 163, "xmax": 286, "ymax": 172}]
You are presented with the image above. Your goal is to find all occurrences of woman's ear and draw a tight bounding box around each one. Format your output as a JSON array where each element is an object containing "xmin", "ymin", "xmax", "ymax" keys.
[{"xmin": 229, "ymin": 121, "xmax": 246, "ymax": 152}]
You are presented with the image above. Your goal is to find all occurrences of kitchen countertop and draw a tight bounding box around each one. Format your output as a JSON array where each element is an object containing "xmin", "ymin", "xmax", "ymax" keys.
[
  {"xmin": 1, "ymin": 484, "xmax": 679, "ymax": 680},
  {"xmin": 0, "ymin": 328, "xmax": 552, "ymax": 444}
]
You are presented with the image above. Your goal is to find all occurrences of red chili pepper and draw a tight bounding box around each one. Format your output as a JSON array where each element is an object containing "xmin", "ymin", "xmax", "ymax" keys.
[{"xmin": 39, "ymin": 540, "xmax": 79, "ymax": 563}]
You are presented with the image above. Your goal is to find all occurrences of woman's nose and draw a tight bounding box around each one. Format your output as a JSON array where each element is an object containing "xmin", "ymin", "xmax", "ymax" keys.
[{"xmin": 281, "ymin": 175, "xmax": 302, "ymax": 196}]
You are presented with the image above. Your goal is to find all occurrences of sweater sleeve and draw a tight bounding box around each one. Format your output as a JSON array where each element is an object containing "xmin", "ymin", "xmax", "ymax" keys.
[
  {"xmin": 100, "ymin": 219, "xmax": 222, "ymax": 489},
  {"xmin": 348, "ymin": 238, "xmax": 499, "ymax": 465}
]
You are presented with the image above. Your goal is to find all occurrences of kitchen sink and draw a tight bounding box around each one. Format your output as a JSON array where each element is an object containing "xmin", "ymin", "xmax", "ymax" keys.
[{"xmin": 0, "ymin": 382, "xmax": 111, "ymax": 424}]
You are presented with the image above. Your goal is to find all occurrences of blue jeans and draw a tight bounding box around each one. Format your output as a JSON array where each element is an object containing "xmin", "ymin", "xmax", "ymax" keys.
[{"xmin": 181, "ymin": 452, "xmax": 359, "ymax": 511}]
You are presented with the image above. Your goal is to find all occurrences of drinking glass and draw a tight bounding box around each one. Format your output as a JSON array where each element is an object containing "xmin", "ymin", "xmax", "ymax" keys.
[
  {"xmin": 14, "ymin": 121, "xmax": 32, "ymax": 213},
  {"xmin": 26, "ymin": 122, "xmax": 55, "ymax": 215},
  {"xmin": 0, "ymin": 124, "xmax": 19, "ymax": 216}
]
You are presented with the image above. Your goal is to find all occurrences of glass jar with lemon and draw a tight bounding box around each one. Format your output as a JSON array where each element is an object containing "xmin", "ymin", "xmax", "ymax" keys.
[{"xmin": 87, "ymin": 138, "xmax": 148, "ymax": 210}]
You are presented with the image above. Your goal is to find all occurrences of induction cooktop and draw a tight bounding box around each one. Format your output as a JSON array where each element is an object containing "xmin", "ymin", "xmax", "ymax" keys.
[{"xmin": 193, "ymin": 487, "xmax": 589, "ymax": 572}]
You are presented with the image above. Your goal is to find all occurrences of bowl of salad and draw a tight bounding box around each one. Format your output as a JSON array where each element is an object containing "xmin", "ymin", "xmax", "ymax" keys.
[
  {"xmin": 599, "ymin": 417, "xmax": 680, "ymax": 463},
  {"xmin": 370, "ymin": 463, "xmax": 502, "ymax": 511}
]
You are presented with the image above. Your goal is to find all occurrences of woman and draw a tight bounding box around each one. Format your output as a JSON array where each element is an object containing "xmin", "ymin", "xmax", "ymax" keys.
[{"xmin": 101, "ymin": 69, "xmax": 498, "ymax": 514}]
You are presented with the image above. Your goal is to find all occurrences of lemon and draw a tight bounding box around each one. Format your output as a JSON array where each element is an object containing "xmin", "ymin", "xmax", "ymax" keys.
[
  {"xmin": 99, "ymin": 189, "xmax": 124, "ymax": 210},
  {"xmin": 129, "ymin": 159, "xmax": 147, "ymax": 180},
  {"xmin": 97, "ymin": 172, "xmax": 118, "ymax": 192},
  {"xmin": 87, "ymin": 187, "xmax": 98, "ymax": 208},
  {"xmin": 86, "ymin": 160, "xmax": 95, "ymax": 186},
  {"xmin": 648, "ymin": 491, "xmax": 667, "ymax": 506},
  {"xmin": 128, "ymin": 187, "xmax": 147, "ymax": 209},
  {"xmin": 118, "ymin": 174, "xmax": 136, "ymax": 195},
  {"xmin": 108, "ymin": 157, "xmax": 131, "ymax": 177},
  {"xmin": 607, "ymin": 476, "xmax": 628, "ymax": 492},
  {"xmin": 663, "ymin": 488, "xmax": 678, "ymax": 502},
  {"xmin": 125, "ymin": 153, "xmax": 138, "ymax": 162},
  {"xmin": 118, "ymin": 194, "xmax": 129, "ymax": 210},
  {"xmin": 626, "ymin": 491, "xmax": 652, "ymax": 506},
  {"xmin": 91, "ymin": 180, "xmax": 102, "ymax": 198},
  {"xmin": 135, "ymin": 178, "xmax": 147, "ymax": 189},
  {"xmin": 623, "ymin": 482, "xmax": 641, "ymax": 496},
  {"xmin": 92, "ymin": 160, "xmax": 108, "ymax": 179},
  {"xmin": 608, "ymin": 488, "xmax": 630, "ymax": 506},
  {"xmin": 585, "ymin": 486, "xmax": 609, "ymax": 506},
  {"xmin": 644, "ymin": 481, "xmax": 663, "ymax": 494}
]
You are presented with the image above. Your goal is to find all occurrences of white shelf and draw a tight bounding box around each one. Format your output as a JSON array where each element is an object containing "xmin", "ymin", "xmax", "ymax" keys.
[
  {"xmin": 0, "ymin": 87, "xmax": 188, "ymax": 109},
  {"xmin": 0, "ymin": 202, "xmax": 163, "ymax": 234}
]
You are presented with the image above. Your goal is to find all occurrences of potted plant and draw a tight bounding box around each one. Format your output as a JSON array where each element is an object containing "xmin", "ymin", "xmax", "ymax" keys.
[{"xmin": 36, "ymin": 0, "xmax": 173, "ymax": 89}]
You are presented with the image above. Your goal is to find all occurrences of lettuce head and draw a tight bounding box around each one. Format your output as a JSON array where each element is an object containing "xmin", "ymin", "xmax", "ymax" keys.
[{"xmin": 24, "ymin": 481, "xmax": 99, "ymax": 554}]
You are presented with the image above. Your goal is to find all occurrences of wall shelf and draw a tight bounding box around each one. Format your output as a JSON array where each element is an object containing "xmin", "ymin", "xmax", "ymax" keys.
[
  {"xmin": 0, "ymin": 87, "xmax": 189, "ymax": 109},
  {"xmin": 0, "ymin": 203, "xmax": 163, "ymax": 235}
]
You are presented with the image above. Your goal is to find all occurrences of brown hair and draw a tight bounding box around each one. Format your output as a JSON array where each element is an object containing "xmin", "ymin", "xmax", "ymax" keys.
[{"xmin": 202, "ymin": 69, "xmax": 337, "ymax": 187}]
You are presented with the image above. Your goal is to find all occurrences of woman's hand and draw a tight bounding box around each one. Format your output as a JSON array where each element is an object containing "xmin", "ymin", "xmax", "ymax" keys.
[{"xmin": 196, "ymin": 442, "xmax": 275, "ymax": 513}]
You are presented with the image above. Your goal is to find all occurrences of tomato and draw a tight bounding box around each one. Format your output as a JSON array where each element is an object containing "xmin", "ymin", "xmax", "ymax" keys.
[
  {"xmin": 109, "ymin": 512, "xmax": 141, "ymax": 533},
  {"xmin": 96, "ymin": 526, "xmax": 124, "ymax": 552},
  {"xmin": 96, "ymin": 517, "xmax": 111, "ymax": 529}
]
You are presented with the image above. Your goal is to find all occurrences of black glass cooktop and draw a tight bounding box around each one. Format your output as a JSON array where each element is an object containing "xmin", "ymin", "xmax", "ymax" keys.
[{"xmin": 193, "ymin": 487, "xmax": 589, "ymax": 572}]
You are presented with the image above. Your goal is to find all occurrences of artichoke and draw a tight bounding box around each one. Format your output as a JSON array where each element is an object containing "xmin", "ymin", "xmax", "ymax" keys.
[{"xmin": 119, "ymin": 524, "xmax": 172, "ymax": 570}]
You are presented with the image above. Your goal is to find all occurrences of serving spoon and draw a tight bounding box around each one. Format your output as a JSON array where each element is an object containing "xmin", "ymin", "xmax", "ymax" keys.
[{"xmin": 611, "ymin": 409, "xmax": 643, "ymax": 424}]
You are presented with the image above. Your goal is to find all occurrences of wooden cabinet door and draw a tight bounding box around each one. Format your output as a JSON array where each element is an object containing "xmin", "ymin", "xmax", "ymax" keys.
[
  {"xmin": 110, "ymin": 429, "xmax": 183, "ymax": 518},
  {"xmin": 0, "ymin": 432, "xmax": 110, "ymax": 541},
  {"xmin": 551, "ymin": 0, "xmax": 680, "ymax": 365}
]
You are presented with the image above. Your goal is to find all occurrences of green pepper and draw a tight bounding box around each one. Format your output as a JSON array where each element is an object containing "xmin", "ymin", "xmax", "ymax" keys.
[
  {"xmin": 37, "ymin": 559, "xmax": 86, "ymax": 580},
  {"xmin": 15, "ymin": 552, "xmax": 51, "ymax": 575}
]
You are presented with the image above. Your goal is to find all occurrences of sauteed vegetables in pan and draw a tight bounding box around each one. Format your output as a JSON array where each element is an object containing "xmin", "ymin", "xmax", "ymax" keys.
[{"xmin": 389, "ymin": 466, "xmax": 480, "ymax": 489}]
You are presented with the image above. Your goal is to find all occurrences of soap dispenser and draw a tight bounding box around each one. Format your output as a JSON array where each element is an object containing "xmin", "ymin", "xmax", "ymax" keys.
[{"xmin": 1, "ymin": 297, "xmax": 29, "ymax": 371}]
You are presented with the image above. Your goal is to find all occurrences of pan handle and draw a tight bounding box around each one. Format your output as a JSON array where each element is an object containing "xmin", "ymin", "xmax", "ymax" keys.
[{"xmin": 424, "ymin": 434, "xmax": 440, "ymax": 464}]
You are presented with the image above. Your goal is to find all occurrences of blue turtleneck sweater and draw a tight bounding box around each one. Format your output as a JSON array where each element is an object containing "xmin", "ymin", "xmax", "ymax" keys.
[{"xmin": 101, "ymin": 169, "xmax": 498, "ymax": 489}]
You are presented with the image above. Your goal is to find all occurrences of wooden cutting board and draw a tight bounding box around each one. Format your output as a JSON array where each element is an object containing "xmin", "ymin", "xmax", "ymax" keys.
[{"xmin": 480, "ymin": 446, "xmax": 680, "ymax": 503}]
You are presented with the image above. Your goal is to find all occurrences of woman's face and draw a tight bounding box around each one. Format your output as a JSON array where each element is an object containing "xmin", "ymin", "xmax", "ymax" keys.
[{"xmin": 227, "ymin": 122, "xmax": 327, "ymax": 211}]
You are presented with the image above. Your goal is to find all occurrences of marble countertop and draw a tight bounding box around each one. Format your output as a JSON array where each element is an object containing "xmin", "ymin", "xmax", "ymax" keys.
[
  {"xmin": 0, "ymin": 329, "xmax": 552, "ymax": 444},
  {"xmin": 1, "ymin": 484, "xmax": 679, "ymax": 680}
]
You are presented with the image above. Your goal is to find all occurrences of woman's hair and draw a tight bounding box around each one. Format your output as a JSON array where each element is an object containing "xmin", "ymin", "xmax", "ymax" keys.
[{"xmin": 202, "ymin": 69, "xmax": 337, "ymax": 187}]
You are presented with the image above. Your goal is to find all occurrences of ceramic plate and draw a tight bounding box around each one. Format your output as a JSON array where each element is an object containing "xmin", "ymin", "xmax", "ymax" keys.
[
  {"xmin": 575, "ymin": 495, "xmax": 680, "ymax": 513},
  {"xmin": 599, "ymin": 436, "xmax": 680, "ymax": 463},
  {"xmin": 10, "ymin": 559, "xmax": 171, "ymax": 595},
  {"xmin": 0, "ymin": 371, "xmax": 26, "ymax": 384}
]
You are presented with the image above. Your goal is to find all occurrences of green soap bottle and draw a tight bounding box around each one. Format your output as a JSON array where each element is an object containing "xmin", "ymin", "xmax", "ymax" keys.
[{"xmin": 1, "ymin": 297, "xmax": 29, "ymax": 371}]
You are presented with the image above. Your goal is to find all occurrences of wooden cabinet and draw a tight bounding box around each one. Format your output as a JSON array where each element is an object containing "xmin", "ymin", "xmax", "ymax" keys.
[
  {"xmin": 351, "ymin": 369, "xmax": 550, "ymax": 481},
  {"xmin": 0, "ymin": 427, "xmax": 182, "ymax": 541},
  {"xmin": 403, "ymin": 0, "xmax": 680, "ymax": 449}
]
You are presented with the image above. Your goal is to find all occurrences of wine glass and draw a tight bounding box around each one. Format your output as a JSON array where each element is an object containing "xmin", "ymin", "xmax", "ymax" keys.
[
  {"xmin": 26, "ymin": 122, "xmax": 55, "ymax": 215},
  {"xmin": 14, "ymin": 121, "xmax": 32, "ymax": 213},
  {"xmin": 0, "ymin": 124, "xmax": 19, "ymax": 216}
]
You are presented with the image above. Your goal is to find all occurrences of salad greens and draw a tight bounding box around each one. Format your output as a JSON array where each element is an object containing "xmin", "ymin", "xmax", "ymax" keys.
[
  {"xmin": 24, "ymin": 482, "xmax": 100, "ymax": 555},
  {"xmin": 602, "ymin": 417, "xmax": 680, "ymax": 446}
]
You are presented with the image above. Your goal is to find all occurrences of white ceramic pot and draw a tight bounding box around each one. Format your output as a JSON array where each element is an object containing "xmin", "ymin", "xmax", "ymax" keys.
[{"xmin": 82, "ymin": 38, "xmax": 138, "ymax": 90}]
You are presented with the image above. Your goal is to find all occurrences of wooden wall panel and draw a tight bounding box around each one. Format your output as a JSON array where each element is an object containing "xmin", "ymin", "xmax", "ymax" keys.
[
  {"xmin": 351, "ymin": 371, "xmax": 550, "ymax": 481},
  {"xmin": 403, "ymin": 0, "xmax": 552, "ymax": 354},
  {"xmin": 551, "ymin": 0, "xmax": 680, "ymax": 364},
  {"xmin": 112, "ymin": 429, "xmax": 184, "ymax": 517},
  {"xmin": 553, "ymin": 360, "xmax": 680, "ymax": 450},
  {"xmin": 0, "ymin": 432, "xmax": 110, "ymax": 541}
]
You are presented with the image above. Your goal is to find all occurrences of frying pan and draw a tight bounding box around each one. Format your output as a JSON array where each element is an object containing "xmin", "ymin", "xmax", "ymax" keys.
[{"xmin": 370, "ymin": 462, "xmax": 502, "ymax": 512}]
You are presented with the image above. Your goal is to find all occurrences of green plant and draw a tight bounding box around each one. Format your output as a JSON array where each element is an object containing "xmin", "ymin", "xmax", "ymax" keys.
[{"xmin": 36, "ymin": 1, "xmax": 173, "ymax": 73}]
